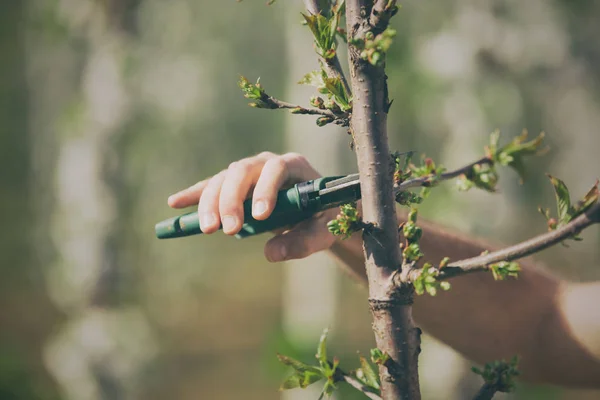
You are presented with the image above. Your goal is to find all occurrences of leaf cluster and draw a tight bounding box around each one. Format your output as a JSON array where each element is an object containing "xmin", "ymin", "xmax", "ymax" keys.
[
  {"xmin": 327, "ymin": 202, "xmax": 362, "ymax": 239},
  {"xmin": 300, "ymin": 69, "xmax": 352, "ymax": 113},
  {"xmin": 472, "ymin": 356, "xmax": 521, "ymax": 393},
  {"xmin": 489, "ymin": 261, "xmax": 521, "ymax": 281},
  {"xmin": 350, "ymin": 28, "xmax": 397, "ymax": 66},
  {"xmin": 277, "ymin": 329, "xmax": 385, "ymax": 398},
  {"xmin": 459, "ymin": 130, "xmax": 546, "ymax": 191},
  {"xmin": 238, "ymin": 76, "xmax": 274, "ymax": 109},
  {"xmin": 277, "ymin": 329, "xmax": 339, "ymax": 397},
  {"xmin": 302, "ymin": 1, "xmax": 345, "ymax": 60},
  {"xmin": 539, "ymin": 175, "xmax": 599, "ymax": 239},
  {"xmin": 413, "ymin": 263, "xmax": 451, "ymax": 296}
]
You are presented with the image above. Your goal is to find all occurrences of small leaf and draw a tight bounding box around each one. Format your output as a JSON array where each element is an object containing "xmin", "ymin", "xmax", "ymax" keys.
[
  {"xmin": 358, "ymin": 356, "xmax": 380, "ymax": 390},
  {"xmin": 370, "ymin": 348, "xmax": 390, "ymax": 365},
  {"xmin": 277, "ymin": 354, "xmax": 321, "ymax": 374},
  {"xmin": 298, "ymin": 70, "xmax": 325, "ymax": 87},
  {"xmin": 317, "ymin": 328, "xmax": 329, "ymax": 368},
  {"xmin": 300, "ymin": 370, "xmax": 323, "ymax": 388},
  {"xmin": 573, "ymin": 179, "xmax": 599, "ymax": 217},
  {"xmin": 547, "ymin": 174, "xmax": 572, "ymax": 224},
  {"xmin": 280, "ymin": 374, "xmax": 302, "ymax": 390}
]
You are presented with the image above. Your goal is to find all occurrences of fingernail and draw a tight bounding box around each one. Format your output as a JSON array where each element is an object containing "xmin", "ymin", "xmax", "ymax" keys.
[
  {"xmin": 201, "ymin": 213, "xmax": 216, "ymax": 230},
  {"xmin": 253, "ymin": 200, "xmax": 267, "ymax": 217},
  {"xmin": 222, "ymin": 215, "xmax": 237, "ymax": 233}
]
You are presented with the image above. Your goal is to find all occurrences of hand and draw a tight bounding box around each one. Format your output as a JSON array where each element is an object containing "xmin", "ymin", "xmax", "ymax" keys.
[{"xmin": 167, "ymin": 152, "xmax": 341, "ymax": 262}]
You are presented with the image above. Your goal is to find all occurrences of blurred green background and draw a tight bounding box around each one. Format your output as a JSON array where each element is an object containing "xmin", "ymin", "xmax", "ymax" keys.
[{"xmin": 1, "ymin": 0, "xmax": 599, "ymax": 399}]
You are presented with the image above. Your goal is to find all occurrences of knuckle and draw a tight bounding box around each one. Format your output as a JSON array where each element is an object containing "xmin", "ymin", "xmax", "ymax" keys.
[
  {"xmin": 284, "ymin": 152, "xmax": 306, "ymax": 163},
  {"xmin": 258, "ymin": 151, "xmax": 276, "ymax": 159},
  {"xmin": 228, "ymin": 160, "xmax": 251, "ymax": 175},
  {"xmin": 266, "ymin": 157, "xmax": 287, "ymax": 172}
]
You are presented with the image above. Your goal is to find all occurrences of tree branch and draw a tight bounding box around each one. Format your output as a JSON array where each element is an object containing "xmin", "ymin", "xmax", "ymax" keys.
[
  {"xmin": 370, "ymin": 0, "xmax": 397, "ymax": 33},
  {"xmin": 346, "ymin": 1, "xmax": 421, "ymax": 399},
  {"xmin": 399, "ymin": 201, "xmax": 600, "ymax": 284},
  {"xmin": 303, "ymin": 0, "xmax": 352, "ymax": 96},
  {"xmin": 394, "ymin": 156, "xmax": 493, "ymax": 193},
  {"xmin": 264, "ymin": 95, "xmax": 339, "ymax": 117}
]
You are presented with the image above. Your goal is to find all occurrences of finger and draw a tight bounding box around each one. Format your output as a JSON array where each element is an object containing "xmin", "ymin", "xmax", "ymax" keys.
[
  {"xmin": 251, "ymin": 157, "xmax": 290, "ymax": 220},
  {"xmin": 251, "ymin": 153, "xmax": 321, "ymax": 220},
  {"xmin": 168, "ymin": 179, "xmax": 209, "ymax": 209},
  {"xmin": 264, "ymin": 211, "xmax": 335, "ymax": 263},
  {"xmin": 197, "ymin": 172, "xmax": 226, "ymax": 234},
  {"xmin": 219, "ymin": 153, "xmax": 275, "ymax": 234}
]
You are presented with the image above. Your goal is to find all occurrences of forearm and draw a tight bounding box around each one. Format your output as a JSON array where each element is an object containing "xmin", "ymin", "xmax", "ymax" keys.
[{"xmin": 328, "ymin": 209, "xmax": 600, "ymax": 388}]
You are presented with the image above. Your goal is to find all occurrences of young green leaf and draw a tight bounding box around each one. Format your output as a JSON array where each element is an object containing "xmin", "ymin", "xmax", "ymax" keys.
[
  {"xmin": 280, "ymin": 374, "xmax": 302, "ymax": 390},
  {"xmin": 412, "ymin": 263, "xmax": 452, "ymax": 296},
  {"xmin": 370, "ymin": 348, "xmax": 390, "ymax": 365},
  {"xmin": 492, "ymin": 130, "xmax": 547, "ymax": 183},
  {"xmin": 317, "ymin": 328, "xmax": 329, "ymax": 369},
  {"xmin": 277, "ymin": 354, "xmax": 321, "ymax": 374},
  {"xmin": 357, "ymin": 355, "xmax": 380, "ymax": 390},
  {"xmin": 489, "ymin": 261, "xmax": 520, "ymax": 281},
  {"xmin": 548, "ymin": 175, "xmax": 571, "ymax": 225}
]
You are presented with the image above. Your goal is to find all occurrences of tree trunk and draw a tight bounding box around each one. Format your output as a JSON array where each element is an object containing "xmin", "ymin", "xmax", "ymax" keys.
[{"xmin": 345, "ymin": 2, "xmax": 421, "ymax": 399}]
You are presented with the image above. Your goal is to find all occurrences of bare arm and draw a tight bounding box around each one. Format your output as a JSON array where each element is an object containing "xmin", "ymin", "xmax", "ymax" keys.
[{"xmin": 330, "ymin": 209, "xmax": 600, "ymax": 388}]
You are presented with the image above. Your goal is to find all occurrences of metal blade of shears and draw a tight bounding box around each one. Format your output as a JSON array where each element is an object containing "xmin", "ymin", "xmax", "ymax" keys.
[{"xmin": 317, "ymin": 173, "xmax": 362, "ymax": 209}]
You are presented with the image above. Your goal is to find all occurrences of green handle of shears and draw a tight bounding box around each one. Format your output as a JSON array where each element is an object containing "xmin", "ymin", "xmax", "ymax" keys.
[{"xmin": 155, "ymin": 176, "xmax": 343, "ymax": 239}]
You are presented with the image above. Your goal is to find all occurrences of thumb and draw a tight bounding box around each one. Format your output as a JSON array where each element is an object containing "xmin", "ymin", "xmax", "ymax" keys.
[{"xmin": 264, "ymin": 211, "xmax": 337, "ymax": 263}]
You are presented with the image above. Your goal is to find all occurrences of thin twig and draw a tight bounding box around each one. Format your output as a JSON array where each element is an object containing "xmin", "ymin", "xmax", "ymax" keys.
[
  {"xmin": 265, "ymin": 96, "xmax": 338, "ymax": 117},
  {"xmin": 434, "ymin": 201, "xmax": 600, "ymax": 280},
  {"xmin": 335, "ymin": 369, "xmax": 383, "ymax": 400},
  {"xmin": 302, "ymin": 0, "xmax": 352, "ymax": 96},
  {"xmin": 393, "ymin": 156, "xmax": 492, "ymax": 195}
]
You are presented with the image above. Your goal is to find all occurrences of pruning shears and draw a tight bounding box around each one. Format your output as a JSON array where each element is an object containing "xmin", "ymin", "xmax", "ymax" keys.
[{"xmin": 155, "ymin": 174, "xmax": 362, "ymax": 239}]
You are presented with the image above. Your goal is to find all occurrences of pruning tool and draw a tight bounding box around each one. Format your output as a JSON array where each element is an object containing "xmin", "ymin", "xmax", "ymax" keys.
[{"xmin": 155, "ymin": 174, "xmax": 362, "ymax": 239}]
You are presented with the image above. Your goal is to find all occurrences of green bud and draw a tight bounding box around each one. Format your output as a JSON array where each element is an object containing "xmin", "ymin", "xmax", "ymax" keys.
[{"xmin": 316, "ymin": 116, "xmax": 334, "ymax": 127}]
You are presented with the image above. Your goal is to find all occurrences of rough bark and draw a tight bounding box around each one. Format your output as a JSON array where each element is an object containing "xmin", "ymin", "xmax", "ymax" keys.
[{"xmin": 345, "ymin": 1, "xmax": 421, "ymax": 399}]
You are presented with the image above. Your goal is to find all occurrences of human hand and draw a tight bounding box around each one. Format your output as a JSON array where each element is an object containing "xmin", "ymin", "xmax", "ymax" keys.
[{"xmin": 167, "ymin": 152, "xmax": 342, "ymax": 262}]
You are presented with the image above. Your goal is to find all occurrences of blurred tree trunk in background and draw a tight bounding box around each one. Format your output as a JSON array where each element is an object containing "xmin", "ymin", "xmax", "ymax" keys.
[{"xmin": 0, "ymin": 1, "xmax": 63, "ymax": 399}]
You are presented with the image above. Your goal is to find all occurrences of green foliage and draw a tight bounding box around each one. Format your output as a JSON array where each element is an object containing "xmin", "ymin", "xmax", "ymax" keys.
[
  {"xmin": 487, "ymin": 130, "xmax": 547, "ymax": 183},
  {"xmin": 370, "ymin": 348, "xmax": 391, "ymax": 366},
  {"xmin": 459, "ymin": 130, "xmax": 546, "ymax": 192},
  {"xmin": 355, "ymin": 355, "xmax": 380, "ymax": 391},
  {"xmin": 457, "ymin": 163, "xmax": 498, "ymax": 192},
  {"xmin": 350, "ymin": 28, "xmax": 397, "ymax": 66},
  {"xmin": 327, "ymin": 203, "xmax": 362, "ymax": 239},
  {"xmin": 302, "ymin": 1, "xmax": 345, "ymax": 60},
  {"xmin": 238, "ymin": 76, "xmax": 274, "ymax": 109},
  {"xmin": 277, "ymin": 331, "xmax": 390, "ymax": 398},
  {"xmin": 489, "ymin": 261, "xmax": 521, "ymax": 281},
  {"xmin": 277, "ymin": 354, "xmax": 323, "ymax": 390},
  {"xmin": 392, "ymin": 151, "xmax": 423, "ymax": 206},
  {"xmin": 413, "ymin": 263, "xmax": 451, "ymax": 296},
  {"xmin": 400, "ymin": 208, "xmax": 425, "ymax": 262},
  {"xmin": 299, "ymin": 68, "xmax": 352, "ymax": 112},
  {"xmin": 410, "ymin": 156, "xmax": 446, "ymax": 187},
  {"xmin": 472, "ymin": 356, "xmax": 521, "ymax": 393},
  {"xmin": 538, "ymin": 176, "xmax": 599, "ymax": 239},
  {"xmin": 392, "ymin": 151, "xmax": 413, "ymax": 184},
  {"xmin": 277, "ymin": 329, "xmax": 339, "ymax": 397}
]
